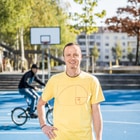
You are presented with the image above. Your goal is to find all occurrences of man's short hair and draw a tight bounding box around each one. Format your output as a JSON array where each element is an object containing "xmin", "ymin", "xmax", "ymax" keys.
[
  {"xmin": 63, "ymin": 42, "xmax": 80, "ymax": 56},
  {"xmin": 31, "ymin": 64, "xmax": 38, "ymax": 69}
]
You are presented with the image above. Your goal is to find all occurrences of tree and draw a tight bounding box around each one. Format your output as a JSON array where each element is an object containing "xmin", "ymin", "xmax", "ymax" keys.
[
  {"xmin": 111, "ymin": 42, "xmax": 122, "ymax": 65},
  {"xmin": 91, "ymin": 44, "xmax": 99, "ymax": 64},
  {"xmin": 115, "ymin": 42, "xmax": 122, "ymax": 65},
  {"xmin": 0, "ymin": 0, "xmax": 76, "ymax": 70},
  {"xmin": 91, "ymin": 44, "xmax": 99, "ymax": 73},
  {"xmin": 127, "ymin": 43, "xmax": 134, "ymax": 64},
  {"xmin": 29, "ymin": 0, "xmax": 76, "ymax": 63},
  {"xmin": 0, "ymin": 0, "xmax": 32, "ymax": 45},
  {"xmin": 105, "ymin": 0, "xmax": 140, "ymax": 65},
  {"xmin": 67, "ymin": 0, "xmax": 106, "ymax": 71},
  {"xmin": 0, "ymin": 0, "xmax": 33, "ymax": 71}
]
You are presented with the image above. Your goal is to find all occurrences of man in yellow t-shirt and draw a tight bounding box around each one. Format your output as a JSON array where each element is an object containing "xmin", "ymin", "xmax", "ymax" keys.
[{"xmin": 37, "ymin": 43, "xmax": 105, "ymax": 140}]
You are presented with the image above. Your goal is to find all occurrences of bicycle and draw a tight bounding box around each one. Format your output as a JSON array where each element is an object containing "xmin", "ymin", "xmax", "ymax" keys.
[{"xmin": 11, "ymin": 96, "xmax": 53, "ymax": 126}]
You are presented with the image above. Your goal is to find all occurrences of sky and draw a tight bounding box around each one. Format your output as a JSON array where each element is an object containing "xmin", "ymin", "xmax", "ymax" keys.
[{"xmin": 62, "ymin": 0, "xmax": 128, "ymax": 25}]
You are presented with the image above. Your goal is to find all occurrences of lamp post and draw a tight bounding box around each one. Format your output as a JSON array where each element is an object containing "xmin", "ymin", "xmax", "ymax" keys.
[{"xmin": 85, "ymin": 0, "xmax": 89, "ymax": 72}]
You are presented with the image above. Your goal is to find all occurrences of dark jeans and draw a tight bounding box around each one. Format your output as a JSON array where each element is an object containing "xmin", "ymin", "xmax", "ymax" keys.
[{"xmin": 19, "ymin": 88, "xmax": 40, "ymax": 114}]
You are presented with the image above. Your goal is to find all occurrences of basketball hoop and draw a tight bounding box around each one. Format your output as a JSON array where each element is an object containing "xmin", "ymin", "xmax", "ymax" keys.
[
  {"xmin": 40, "ymin": 35, "xmax": 50, "ymax": 45},
  {"xmin": 41, "ymin": 41, "xmax": 50, "ymax": 45},
  {"xmin": 30, "ymin": 27, "xmax": 60, "ymax": 45},
  {"xmin": 30, "ymin": 27, "xmax": 60, "ymax": 83}
]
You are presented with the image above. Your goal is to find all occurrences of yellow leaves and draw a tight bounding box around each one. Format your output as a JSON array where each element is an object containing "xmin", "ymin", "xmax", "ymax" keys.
[
  {"xmin": 74, "ymin": 0, "xmax": 83, "ymax": 4},
  {"xmin": 68, "ymin": 0, "xmax": 106, "ymax": 35},
  {"xmin": 67, "ymin": 24, "xmax": 99, "ymax": 35},
  {"xmin": 95, "ymin": 10, "xmax": 106, "ymax": 18},
  {"xmin": 86, "ymin": 27, "xmax": 98, "ymax": 34}
]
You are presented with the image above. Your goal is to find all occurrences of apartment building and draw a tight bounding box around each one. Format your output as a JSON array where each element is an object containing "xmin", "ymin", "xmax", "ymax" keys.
[{"xmin": 77, "ymin": 27, "xmax": 137, "ymax": 66}]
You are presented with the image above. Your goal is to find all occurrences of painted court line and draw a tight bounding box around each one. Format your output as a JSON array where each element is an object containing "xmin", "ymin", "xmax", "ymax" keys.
[
  {"xmin": 0, "ymin": 121, "xmax": 39, "ymax": 125},
  {"xmin": 0, "ymin": 104, "xmax": 25, "ymax": 107},
  {"xmin": 102, "ymin": 110, "xmax": 140, "ymax": 112},
  {"xmin": 104, "ymin": 101, "xmax": 140, "ymax": 104},
  {"xmin": 104, "ymin": 120, "xmax": 140, "ymax": 125},
  {"xmin": 0, "ymin": 117, "xmax": 10, "ymax": 120},
  {"xmin": 0, "ymin": 132, "xmax": 42, "ymax": 134},
  {"xmin": 0, "ymin": 121, "xmax": 13, "ymax": 124}
]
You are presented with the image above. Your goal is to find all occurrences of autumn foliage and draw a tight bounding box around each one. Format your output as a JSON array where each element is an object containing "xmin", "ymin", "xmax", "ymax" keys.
[{"xmin": 105, "ymin": 0, "xmax": 140, "ymax": 65}]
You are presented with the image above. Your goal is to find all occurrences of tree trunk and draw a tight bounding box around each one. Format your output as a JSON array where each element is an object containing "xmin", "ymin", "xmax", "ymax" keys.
[
  {"xmin": 116, "ymin": 59, "xmax": 119, "ymax": 66},
  {"xmin": 85, "ymin": 34, "xmax": 89, "ymax": 72},
  {"xmin": 20, "ymin": 27, "xmax": 25, "ymax": 72},
  {"xmin": 135, "ymin": 33, "xmax": 139, "ymax": 65}
]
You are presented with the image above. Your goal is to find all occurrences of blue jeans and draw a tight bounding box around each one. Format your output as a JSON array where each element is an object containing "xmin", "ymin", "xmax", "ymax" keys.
[{"xmin": 19, "ymin": 88, "xmax": 40, "ymax": 114}]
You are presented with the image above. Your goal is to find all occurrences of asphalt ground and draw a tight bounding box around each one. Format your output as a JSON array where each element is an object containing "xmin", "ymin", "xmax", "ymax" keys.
[{"xmin": 0, "ymin": 89, "xmax": 140, "ymax": 140}]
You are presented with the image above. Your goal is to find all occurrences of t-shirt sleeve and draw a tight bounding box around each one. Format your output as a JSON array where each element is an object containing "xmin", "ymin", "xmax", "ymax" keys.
[
  {"xmin": 90, "ymin": 76, "xmax": 105, "ymax": 104},
  {"xmin": 41, "ymin": 77, "xmax": 54, "ymax": 102}
]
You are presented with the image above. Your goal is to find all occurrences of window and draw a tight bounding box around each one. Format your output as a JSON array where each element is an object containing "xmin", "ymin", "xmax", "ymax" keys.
[
  {"xmin": 105, "ymin": 55, "xmax": 109, "ymax": 59},
  {"xmin": 90, "ymin": 35, "xmax": 94, "ymax": 39},
  {"xmin": 132, "ymin": 48, "xmax": 136, "ymax": 53},
  {"xmin": 105, "ymin": 49, "xmax": 109, "ymax": 53},
  {"xmin": 122, "ymin": 42, "xmax": 126, "ymax": 46},
  {"xmin": 82, "ymin": 50, "xmax": 86, "ymax": 53},
  {"xmin": 122, "ymin": 36, "xmax": 125, "ymax": 39},
  {"xmin": 105, "ymin": 43, "xmax": 109, "ymax": 46},
  {"xmin": 90, "ymin": 41, "xmax": 94, "ymax": 45},
  {"xmin": 79, "ymin": 35, "xmax": 85, "ymax": 39},
  {"xmin": 122, "ymin": 55, "xmax": 126, "ymax": 59},
  {"xmin": 105, "ymin": 36, "xmax": 109, "ymax": 40},
  {"xmin": 114, "ymin": 36, "xmax": 118, "ymax": 39},
  {"xmin": 96, "ymin": 42, "xmax": 101, "ymax": 46},
  {"xmin": 79, "ymin": 42, "xmax": 85, "ymax": 46},
  {"xmin": 123, "ymin": 49, "xmax": 125, "ymax": 53},
  {"xmin": 96, "ymin": 36, "xmax": 101, "ymax": 40}
]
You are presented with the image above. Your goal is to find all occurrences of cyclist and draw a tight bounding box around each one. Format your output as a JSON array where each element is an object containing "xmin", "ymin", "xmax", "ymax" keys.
[{"xmin": 18, "ymin": 64, "xmax": 45, "ymax": 118}]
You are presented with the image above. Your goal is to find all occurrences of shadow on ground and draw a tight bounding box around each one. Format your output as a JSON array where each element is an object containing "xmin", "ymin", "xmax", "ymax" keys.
[
  {"xmin": 102, "ymin": 90, "xmax": 140, "ymax": 106},
  {"xmin": 0, "ymin": 125, "xmax": 40, "ymax": 131}
]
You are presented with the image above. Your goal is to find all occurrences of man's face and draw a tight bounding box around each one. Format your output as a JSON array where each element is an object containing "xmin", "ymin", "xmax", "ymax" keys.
[
  {"xmin": 63, "ymin": 45, "xmax": 82, "ymax": 70},
  {"xmin": 32, "ymin": 68, "xmax": 38, "ymax": 74}
]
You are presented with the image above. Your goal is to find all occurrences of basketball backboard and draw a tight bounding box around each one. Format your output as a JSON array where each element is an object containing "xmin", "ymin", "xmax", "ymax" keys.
[{"xmin": 30, "ymin": 27, "xmax": 61, "ymax": 45}]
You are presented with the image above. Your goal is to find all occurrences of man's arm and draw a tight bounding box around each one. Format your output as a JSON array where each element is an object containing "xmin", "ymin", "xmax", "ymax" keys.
[
  {"xmin": 35, "ymin": 76, "xmax": 45, "ymax": 86},
  {"xmin": 92, "ymin": 103, "xmax": 103, "ymax": 140},
  {"xmin": 37, "ymin": 97, "xmax": 47, "ymax": 126},
  {"xmin": 37, "ymin": 97, "xmax": 58, "ymax": 139}
]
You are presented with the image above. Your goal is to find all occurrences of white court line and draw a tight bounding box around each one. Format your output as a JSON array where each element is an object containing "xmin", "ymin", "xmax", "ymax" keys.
[
  {"xmin": 104, "ymin": 120, "xmax": 140, "ymax": 125},
  {"xmin": 0, "ymin": 91, "xmax": 18, "ymax": 94},
  {"xmin": 0, "ymin": 110, "xmax": 11, "ymax": 112},
  {"xmin": 0, "ymin": 105, "xmax": 25, "ymax": 108},
  {"xmin": 103, "ymin": 101, "xmax": 140, "ymax": 104},
  {"xmin": 102, "ymin": 110, "xmax": 140, "ymax": 112},
  {"xmin": 0, "ymin": 122, "xmax": 13, "ymax": 124},
  {"xmin": 0, "ymin": 131, "xmax": 42, "ymax": 134},
  {"xmin": 0, "ymin": 121, "xmax": 39, "ymax": 125},
  {"xmin": 0, "ymin": 118, "xmax": 10, "ymax": 120}
]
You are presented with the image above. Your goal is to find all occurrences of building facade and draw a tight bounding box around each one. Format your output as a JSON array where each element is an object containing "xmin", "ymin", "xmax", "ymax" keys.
[{"xmin": 77, "ymin": 27, "xmax": 137, "ymax": 66}]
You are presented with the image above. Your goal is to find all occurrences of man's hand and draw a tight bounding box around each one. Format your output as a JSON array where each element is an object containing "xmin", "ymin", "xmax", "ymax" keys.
[
  {"xmin": 41, "ymin": 125, "xmax": 58, "ymax": 139},
  {"xmin": 92, "ymin": 103, "xmax": 103, "ymax": 140},
  {"xmin": 34, "ymin": 86, "xmax": 39, "ymax": 91}
]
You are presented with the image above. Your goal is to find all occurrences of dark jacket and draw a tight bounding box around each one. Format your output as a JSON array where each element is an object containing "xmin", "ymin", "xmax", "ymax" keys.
[{"xmin": 18, "ymin": 70, "xmax": 45, "ymax": 89}]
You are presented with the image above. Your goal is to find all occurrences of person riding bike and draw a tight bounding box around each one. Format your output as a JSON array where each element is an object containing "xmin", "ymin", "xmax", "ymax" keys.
[{"xmin": 18, "ymin": 64, "xmax": 45, "ymax": 118}]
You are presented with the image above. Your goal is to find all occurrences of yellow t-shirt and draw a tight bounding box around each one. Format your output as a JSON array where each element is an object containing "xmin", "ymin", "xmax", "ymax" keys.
[{"xmin": 42, "ymin": 71, "xmax": 105, "ymax": 140}]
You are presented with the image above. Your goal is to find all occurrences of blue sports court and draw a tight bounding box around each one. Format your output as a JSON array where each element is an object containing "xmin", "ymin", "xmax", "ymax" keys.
[{"xmin": 0, "ymin": 89, "xmax": 140, "ymax": 140}]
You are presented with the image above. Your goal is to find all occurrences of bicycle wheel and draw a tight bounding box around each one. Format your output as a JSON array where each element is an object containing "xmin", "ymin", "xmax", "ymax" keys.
[
  {"xmin": 11, "ymin": 107, "xmax": 28, "ymax": 126},
  {"xmin": 46, "ymin": 108, "xmax": 53, "ymax": 126}
]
